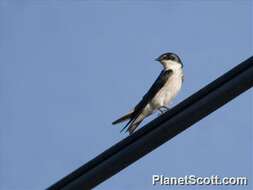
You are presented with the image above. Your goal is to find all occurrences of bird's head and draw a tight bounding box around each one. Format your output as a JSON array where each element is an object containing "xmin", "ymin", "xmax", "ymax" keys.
[{"xmin": 155, "ymin": 52, "xmax": 183, "ymax": 70}]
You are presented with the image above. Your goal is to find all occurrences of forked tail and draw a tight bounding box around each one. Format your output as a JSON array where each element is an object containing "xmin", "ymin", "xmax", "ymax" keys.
[{"xmin": 112, "ymin": 110, "xmax": 133, "ymax": 125}]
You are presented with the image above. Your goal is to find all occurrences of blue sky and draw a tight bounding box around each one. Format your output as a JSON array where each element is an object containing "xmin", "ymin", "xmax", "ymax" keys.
[{"xmin": 0, "ymin": 1, "xmax": 252, "ymax": 190}]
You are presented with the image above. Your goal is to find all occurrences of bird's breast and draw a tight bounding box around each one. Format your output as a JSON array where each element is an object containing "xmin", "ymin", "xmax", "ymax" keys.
[{"xmin": 151, "ymin": 70, "xmax": 183, "ymax": 108}]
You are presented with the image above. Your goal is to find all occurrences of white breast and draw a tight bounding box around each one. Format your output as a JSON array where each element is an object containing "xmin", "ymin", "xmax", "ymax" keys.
[{"xmin": 150, "ymin": 67, "xmax": 183, "ymax": 109}]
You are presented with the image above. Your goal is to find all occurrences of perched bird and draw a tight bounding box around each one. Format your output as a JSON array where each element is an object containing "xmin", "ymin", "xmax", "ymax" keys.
[{"xmin": 112, "ymin": 52, "xmax": 184, "ymax": 134}]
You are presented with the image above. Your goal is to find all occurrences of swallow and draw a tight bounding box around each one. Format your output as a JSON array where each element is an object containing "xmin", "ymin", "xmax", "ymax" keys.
[{"xmin": 112, "ymin": 52, "xmax": 184, "ymax": 134}]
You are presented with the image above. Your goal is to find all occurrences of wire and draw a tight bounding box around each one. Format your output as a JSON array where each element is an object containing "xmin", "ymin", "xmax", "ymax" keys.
[{"xmin": 47, "ymin": 56, "xmax": 253, "ymax": 190}]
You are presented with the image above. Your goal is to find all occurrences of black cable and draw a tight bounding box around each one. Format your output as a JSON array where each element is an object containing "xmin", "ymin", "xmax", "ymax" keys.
[{"xmin": 47, "ymin": 56, "xmax": 253, "ymax": 190}]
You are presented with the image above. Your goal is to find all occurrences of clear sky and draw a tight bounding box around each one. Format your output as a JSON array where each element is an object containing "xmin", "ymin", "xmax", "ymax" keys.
[{"xmin": 0, "ymin": 1, "xmax": 252, "ymax": 190}]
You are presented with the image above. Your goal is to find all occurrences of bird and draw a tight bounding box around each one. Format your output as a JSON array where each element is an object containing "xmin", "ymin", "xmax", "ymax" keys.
[{"xmin": 112, "ymin": 52, "xmax": 184, "ymax": 135}]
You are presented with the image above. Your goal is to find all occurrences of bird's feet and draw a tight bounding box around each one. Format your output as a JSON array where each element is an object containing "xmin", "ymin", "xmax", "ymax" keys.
[
  {"xmin": 158, "ymin": 106, "xmax": 170, "ymax": 116},
  {"xmin": 158, "ymin": 108, "xmax": 164, "ymax": 115},
  {"xmin": 161, "ymin": 106, "xmax": 170, "ymax": 111}
]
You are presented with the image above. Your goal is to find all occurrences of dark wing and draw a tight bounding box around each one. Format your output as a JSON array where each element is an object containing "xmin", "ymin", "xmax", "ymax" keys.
[{"xmin": 121, "ymin": 69, "xmax": 173, "ymax": 132}]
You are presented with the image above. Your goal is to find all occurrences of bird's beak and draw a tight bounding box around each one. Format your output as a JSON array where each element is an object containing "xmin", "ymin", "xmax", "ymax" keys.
[{"xmin": 155, "ymin": 57, "xmax": 160, "ymax": 62}]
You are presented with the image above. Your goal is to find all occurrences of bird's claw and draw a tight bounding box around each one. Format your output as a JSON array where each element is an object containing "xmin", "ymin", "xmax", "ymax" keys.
[{"xmin": 158, "ymin": 106, "xmax": 170, "ymax": 116}]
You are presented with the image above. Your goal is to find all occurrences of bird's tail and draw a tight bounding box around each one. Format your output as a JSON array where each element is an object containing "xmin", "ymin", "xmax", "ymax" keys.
[
  {"xmin": 121, "ymin": 114, "xmax": 144, "ymax": 134},
  {"xmin": 112, "ymin": 110, "xmax": 134, "ymax": 125},
  {"xmin": 127, "ymin": 120, "xmax": 142, "ymax": 135}
]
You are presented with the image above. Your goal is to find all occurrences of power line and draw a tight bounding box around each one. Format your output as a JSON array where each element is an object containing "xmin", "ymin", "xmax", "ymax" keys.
[{"xmin": 47, "ymin": 56, "xmax": 253, "ymax": 190}]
